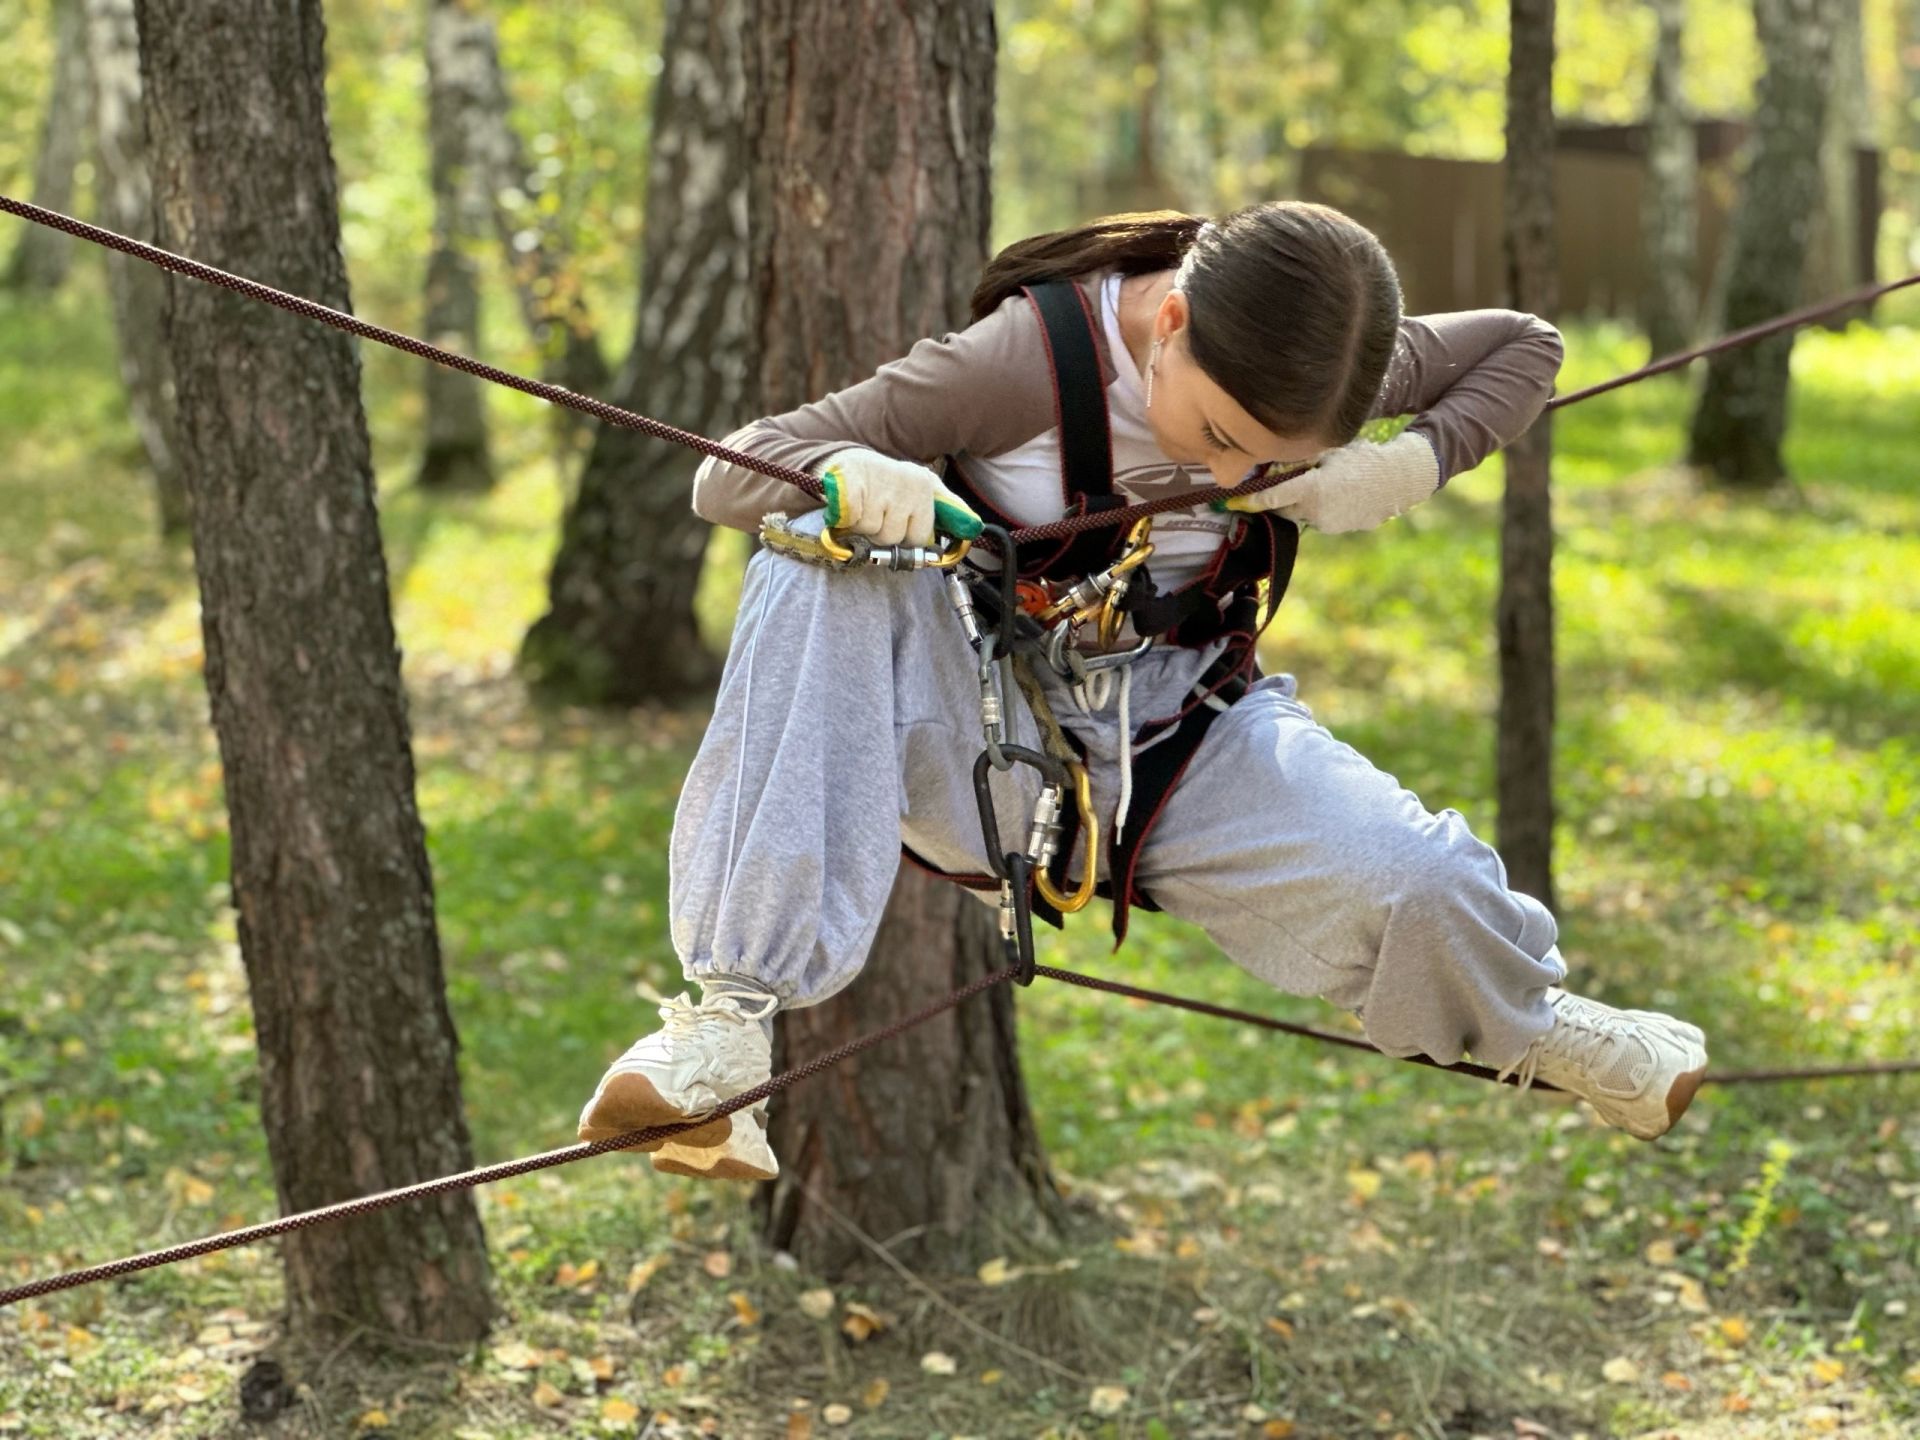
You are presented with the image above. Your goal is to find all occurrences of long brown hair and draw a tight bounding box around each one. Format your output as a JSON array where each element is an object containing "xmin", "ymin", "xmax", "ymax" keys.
[{"xmin": 971, "ymin": 202, "xmax": 1402, "ymax": 447}]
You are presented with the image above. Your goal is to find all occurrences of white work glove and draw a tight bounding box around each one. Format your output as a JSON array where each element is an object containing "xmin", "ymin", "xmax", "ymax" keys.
[
  {"xmin": 1223, "ymin": 430, "xmax": 1441, "ymax": 534},
  {"xmin": 818, "ymin": 446, "xmax": 982, "ymax": 546}
]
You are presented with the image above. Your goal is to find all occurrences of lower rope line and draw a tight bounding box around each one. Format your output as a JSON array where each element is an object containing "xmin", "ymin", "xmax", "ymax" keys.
[
  {"xmin": 5, "ymin": 962, "xmax": 1915, "ymax": 1307},
  {"xmin": 0, "ymin": 965, "xmax": 1020, "ymax": 1309}
]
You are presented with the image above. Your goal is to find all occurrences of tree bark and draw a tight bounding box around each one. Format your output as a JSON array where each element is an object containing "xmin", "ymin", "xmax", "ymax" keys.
[
  {"xmin": 1640, "ymin": 0, "xmax": 1697, "ymax": 360},
  {"xmin": 519, "ymin": 0, "xmax": 745, "ymax": 705},
  {"xmin": 134, "ymin": 0, "xmax": 493, "ymax": 1345},
  {"xmin": 457, "ymin": 8, "xmax": 609, "ymax": 448},
  {"xmin": 1808, "ymin": 0, "xmax": 1870, "ymax": 316},
  {"xmin": 1686, "ymin": 0, "xmax": 1837, "ymax": 488},
  {"xmin": 1498, "ymin": 0, "xmax": 1557, "ymax": 910},
  {"xmin": 4, "ymin": 0, "xmax": 91, "ymax": 294},
  {"xmin": 418, "ymin": 0, "xmax": 497, "ymax": 493},
  {"xmin": 743, "ymin": 0, "xmax": 1062, "ymax": 1276},
  {"xmin": 82, "ymin": 0, "xmax": 189, "ymax": 536}
]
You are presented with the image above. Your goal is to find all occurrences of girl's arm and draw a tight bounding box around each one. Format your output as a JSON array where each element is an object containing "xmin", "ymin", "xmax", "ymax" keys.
[
  {"xmin": 691, "ymin": 294, "xmax": 1065, "ymax": 533},
  {"xmin": 1371, "ymin": 311, "xmax": 1565, "ymax": 485}
]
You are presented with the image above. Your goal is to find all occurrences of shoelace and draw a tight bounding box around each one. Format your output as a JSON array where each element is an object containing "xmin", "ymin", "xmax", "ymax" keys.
[{"xmin": 1498, "ymin": 1000, "xmax": 1629, "ymax": 1095}]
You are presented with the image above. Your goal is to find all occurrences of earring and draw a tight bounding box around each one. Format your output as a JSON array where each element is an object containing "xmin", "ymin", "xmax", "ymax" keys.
[{"xmin": 1145, "ymin": 336, "xmax": 1162, "ymax": 409}]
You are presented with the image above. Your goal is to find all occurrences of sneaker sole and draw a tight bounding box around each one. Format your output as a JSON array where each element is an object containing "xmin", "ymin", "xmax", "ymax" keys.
[
  {"xmin": 1663, "ymin": 1064, "xmax": 1707, "ymax": 1133},
  {"xmin": 651, "ymin": 1144, "xmax": 778, "ymax": 1183},
  {"xmin": 577, "ymin": 1072, "xmax": 733, "ymax": 1151}
]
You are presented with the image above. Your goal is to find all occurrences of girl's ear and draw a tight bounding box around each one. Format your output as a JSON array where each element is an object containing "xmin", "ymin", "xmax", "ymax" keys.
[{"xmin": 1155, "ymin": 288, "xmax": 1191, "ymax": 344}]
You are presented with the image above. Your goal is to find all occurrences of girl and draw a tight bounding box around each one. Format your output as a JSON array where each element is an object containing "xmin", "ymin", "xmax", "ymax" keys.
[{"xmin": 577, "ymin": 204, "xmax": 1707, "ymax": 1182}]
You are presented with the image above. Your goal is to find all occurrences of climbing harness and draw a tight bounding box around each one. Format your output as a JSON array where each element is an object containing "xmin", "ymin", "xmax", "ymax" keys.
[{"xmin": 4, "ymin": 192, "xmax": 1919, "ymax": 1312}]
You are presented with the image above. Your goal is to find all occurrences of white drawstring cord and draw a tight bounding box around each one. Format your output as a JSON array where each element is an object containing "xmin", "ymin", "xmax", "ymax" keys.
[{"xmin": 1113, "ymin": 663, "xmax": 1135, "ymax": 839}]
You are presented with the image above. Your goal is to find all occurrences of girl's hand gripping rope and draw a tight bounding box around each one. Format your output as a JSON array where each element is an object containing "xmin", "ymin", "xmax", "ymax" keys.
[
  {"xmin": 819, "ymin": 447, "xmax": 984, "ymax": 547},
  {"xmin": 1222, "ymin": 431, "xmax": 1441, "ymax": 533}
]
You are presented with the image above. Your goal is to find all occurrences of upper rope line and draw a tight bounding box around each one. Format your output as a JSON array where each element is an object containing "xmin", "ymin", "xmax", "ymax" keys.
[{"xmin": 6, "ymin": 193, "xmax": 1917, "ymax": 551}]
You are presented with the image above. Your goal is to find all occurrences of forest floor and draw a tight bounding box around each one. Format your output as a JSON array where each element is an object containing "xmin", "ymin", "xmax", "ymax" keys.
[{"xmin": 1, "ymin": 265, "xmax": 1917, "ymax": 1440}]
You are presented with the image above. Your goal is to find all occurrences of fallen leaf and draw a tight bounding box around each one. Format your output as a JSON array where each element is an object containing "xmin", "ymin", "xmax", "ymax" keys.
[
  {"xmin": 920, "ymin": 1351, "xmax": 958, "ymax": 1376},
  {"xmin": 785, "ymin": 1414, "xmax": 813, "ymax": 1440},
  {"xmin": 1347, "ymin": 1169, "xmax": 1383, "ymax": 1203},
  {"xmin": 821, "ymin": 1403, "xmax": 852, "ymax": 1426},
  {"xmin": 1088, "ymin": 1385, "xmax": 1129, "ymax": 1416},
  {"xmin": 356, "ymin": 1410, "xmax": 389, "ymax": 1430},
  {"xmin": 977, "ymin": 1257, "xmax": 1014, "ymax": 1287},
  {"xmin": 174, "ymin": 1378, "xmax": 212, "ymax": 1404},
  {"xmin": 556, "ymin": 1258, "xmax": 600, "ymax": 1288},
  {"xmin": 1722, "ymin": 1394, "xmax": 1752, "ymax": 1413},
  {"xmin": 1661, "ymin": 1371, "xmax": 1693, "ymax": 1392},
  {"xmin": 627, "ymin": 1255, "xmax": 670, "ymax": 1294},
  {"xmin": 532, "ymin": 1381, "xmax": 564, "ymax": 1407},
  {"xmin": 493, "ymin": 1340, "xmax": 542, "ymax": 1371},
  {"xmin": 702, "ymin": 1251, "xmax": 733, "ymax": 1279},
  {"xmin": 1643, "ymin": 1238, "xmax": 1678, "ymax": 1266},
  {"xmin": 1811, "ymin": 1358, "xmax": 1845, "ymax": 1385},
  {"xmin": 1265, "ymin": 1317, "xmax": 1296, "ymax": 1342},
  {"xmin": 861, "ymin": 1378, "xmax": 889, "ymax": 1409},
  {"xmin": 979, "ymin": 1369, "xmax": 1004, "ymax": 1385},
  {"xmin": 1719, "ymin": 1316, "xmax": 1751, "ymax": 1345},
  {"xmin": 601, "ymin": 1398, "xmax": 639, "ymax": 1424},
  {"xmin": 588, "ymin": 1355, "xmax": 615, "ymax": 1383},
  {"xmin": 797, "ymin": 1288, "xmax": 835, "ymax": 1320},
  {"xmin": 840, "ymin": 1303, "xmax": 885, "ymax": 1343},
  {"xmin": 1262, "ymin": 1422, "xmax": 1296, "ymax": 1439},
  {"xmin": 1602, "ymin": 1356, "xmax": 1641, "ymax": 1385},
  {"xmin": 728, "ymin": 1291, "xmax": 760, "ymax": 1327},
  {"xmin": 1675, "ymin": 1276, "xmax": 1710, "ymax": 1313}
]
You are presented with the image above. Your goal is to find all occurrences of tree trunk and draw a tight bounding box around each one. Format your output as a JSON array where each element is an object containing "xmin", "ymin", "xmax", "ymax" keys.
[
  {"xmin": 457, "ymin": 8, "xmax": 609, "ymax": 449},
  {"xmin": 1907, "ymin": 0, "xmax": 1920, "ymax": 270},
  {"xmin": 4, "ymin": 0, "xmax": 91, "ymax": 294},
  {"xmin": 1686, "ymin": 0, "xmax": 1837, "ymax": 488},
  {"xmin": 418, "ymin": 0, "xmax": 497, "ymax": 493},
  {"xmin": 1498, "ymin": 0, "xmax": 1557, "ymax": 911},
  {"xmin": 82, "ymin": 0, "xmax": 189, "ymax": 536},
  {"xmin": 518, "ymin": 0, "xmax": 744, "ymax": 705},
  {"xmin": 1640, "ymin": 0, "xmax": 1697, "ymax": 360},
  {"xmin": 134, "ymin": 0, "xmax": 494, "ymax": 1345},
  {"xmin": 744, "ymin": 0, "xmax": 1061, "ymax": 1276},
  {"xmin": 1807, "ymin": 0, "xmax": 1869, "ymax": 317}
]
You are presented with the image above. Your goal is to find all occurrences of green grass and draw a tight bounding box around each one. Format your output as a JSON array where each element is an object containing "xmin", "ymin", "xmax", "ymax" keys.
[{"xmin": 1, "ymin": 261, "xmax": 1917, "ymax": 1437}]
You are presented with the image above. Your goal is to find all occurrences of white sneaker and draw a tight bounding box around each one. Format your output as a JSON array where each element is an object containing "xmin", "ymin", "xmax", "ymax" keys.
[
  {"xmin": 652, "ymin": 1103, "xmax": 780, "ymax": 1183},
  {"xmin": 577, "ymin": 981, "xmax": 777, "ymax": 1152},
  {"xmin": 1550, "ymin": 987, "xmax": 1705, "ymax": 1047},
  {"xmin": 1501, "ymin": 990, "xmax": 1708, "ymax": 1140}
]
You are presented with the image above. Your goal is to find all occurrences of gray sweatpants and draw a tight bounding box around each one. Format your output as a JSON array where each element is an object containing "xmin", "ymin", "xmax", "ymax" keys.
[{"xmin": 670, "ymin": 532, "xmax": 1566, "ymax": 1068}]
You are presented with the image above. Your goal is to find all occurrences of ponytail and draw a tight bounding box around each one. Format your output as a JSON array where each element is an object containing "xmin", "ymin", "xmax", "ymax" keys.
[{"xmin": 969, "ymin": 210, "xmax": 1207, "ymax": 322}]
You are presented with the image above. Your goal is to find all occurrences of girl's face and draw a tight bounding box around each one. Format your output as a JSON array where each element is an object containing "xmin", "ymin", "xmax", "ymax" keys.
[{"xmin": 1148, "ymin": 289, "xmax": 1335, "ymax": 489}]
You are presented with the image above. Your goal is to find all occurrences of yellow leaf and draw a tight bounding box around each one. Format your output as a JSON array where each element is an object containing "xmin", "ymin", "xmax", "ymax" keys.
[
  {"xmin": 797, "ymin": 1288, "xmax": 835, "ymax": 1320},
  {"xmin": 63, "ymin": 1326, "xmax": 97, "ymax": 1352},
  {"xmin": 532, "ymin": 1381, "xmax": 564, "ymax": 1407},
  {"xmin": 356, "ymin": 1410, "xmax": 389, "ymax": 1430},
  {"xmin": 920, "ymin": 1351, "xmax": 957, "ymax": 1375},
  {"xmin": 977, "ymin": 1257, "xmax": 1014, "ymax": 1286},
  {"xmin": 861, "ymin": 1378, "xmax": 889, "ymax": 1408},
  {"xmin": 626, "ymin": 1255, "xmax": 669, "ymax": 1294},
  {"xmin": 1660, "ymin": 1371, "xmax": 1692, "ymax": 1392},
  {"xmin": 1675, "ymin": 1277, "xmax": 1709, "ymax": 1313},
  {"xmin": 1812, "ymin": 1358, "xmax": 1845, "ymax": 1385},
  {"xmin": 840, "ymin": 1303, "xmax": 884, "ymax": 1343},
  {"xmin": 702, "ymin": 1251, "xmax": 733, "ymax": 1279},
  {"xmin": 1602, "ymin": 1356, "xmax": 1641, "ymax": 1384},
  {"xmin": 1174, "ymin": 1237, "xmax": 1202, "ymax": 1259},
  {"xmin": 1263, "ymin": 1422, "xmax": 1296, "ymax": 1439},
  {"xmin": 729, "ymin": 1291, "xmax": 761, "ymax": 1327},
  {"xmin": 785, "ymin": 1413, "xmax": 813, "ymax": 1440},
  {"xmin": 1265, "ymin": 1317, "xmax": 1296, "ymax": 1342},
  {"xmin": 1719, "ymin": 1316, "xmax": 1751, "ymax": 1345},
  {"xmin": 1400, "ymin": 1150, "xmax": 1437, "ymax": 1179},
  {"xmin": 588, "ymin": 1354, "xmax": 615, "ymax": 1382},
  {"xmin": 821, "ymin": 1404, "xmax": 852, "ymax": 1426},
  {"xmin": 662, "ymin": 1366, "xmax": 685, "ymax": 1387},
  {"xmin": 979, "ymin": 1369, "xmax": 1004, "ymax": 1385},
  {"xmin": 601, "ymin": 1398, "xmax": 639, "ymax": 1424},
  {"xmin": 1723, "ymin": 1394, "xmax": 1753, "ymax": 1413},
  {"xmin": 1643, "ymin": 1238, "xmax": 1677, "ymax": 1266},
  {"xmin": 1904, "ymin": 1364, "xmax": 1920, "ymax": 1387},
  {"xmin": 1088, "ymin": 1385, "xmax": 1129, "ymax": 1416},
  {"xmin": 1346, "ymin": 1169, "xmax": 1383, "ymax": 1202},
  {"xmin": 174, "ymin": 1378, "xmax": 212, "ymax": 1404}
]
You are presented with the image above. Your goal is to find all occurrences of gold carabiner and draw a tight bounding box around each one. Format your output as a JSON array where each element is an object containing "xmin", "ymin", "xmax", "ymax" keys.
[
  {"xmin": 818, "ymin": 526, "xmax": 972, "ymax": 570},
  {"xmin": 1093, "ymin": 516, "xmax": 1155, "ymax": 646},
  {"xmin": 1032, "ymin": 761, "xmax": 1099, "ymax": 914}
]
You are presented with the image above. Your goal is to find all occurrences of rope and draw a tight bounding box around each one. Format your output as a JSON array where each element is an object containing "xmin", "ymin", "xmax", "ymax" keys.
[
  {"xmin": 7, "ymin": 959, "xmax": 1915, "ymax": 1309},
  {"xmin": 8, "ymin": 192, "xmax": 1912, "ymax": 552}
]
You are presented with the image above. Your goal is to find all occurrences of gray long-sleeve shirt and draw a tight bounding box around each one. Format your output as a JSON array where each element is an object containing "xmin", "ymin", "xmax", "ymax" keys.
[{"xmin": 693, "ymin": 267, "xmax": 1562, "ymax": 587}]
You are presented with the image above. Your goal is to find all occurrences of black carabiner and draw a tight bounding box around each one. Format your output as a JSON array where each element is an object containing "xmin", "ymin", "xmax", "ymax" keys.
[{"xmin": 1005, "ymin": 852, "xmax": 1038, "ymax": 985}]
